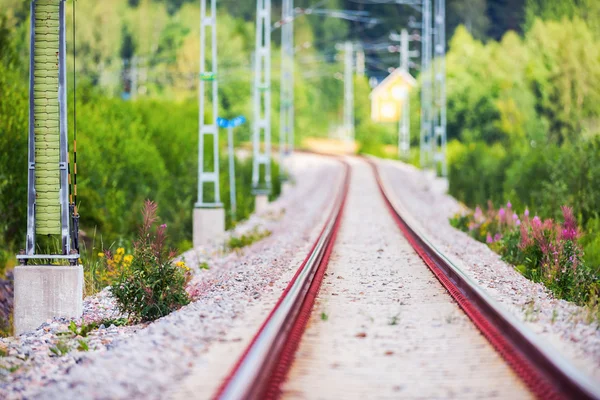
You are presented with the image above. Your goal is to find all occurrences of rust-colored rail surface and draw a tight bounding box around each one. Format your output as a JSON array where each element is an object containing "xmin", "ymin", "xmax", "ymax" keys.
[
  {"xmin": 213, "ymin": 161, "xmax": 350, "ymax": 400},
  {"xmin": 369, "ymin": 158, "xmax": 600, "ymax": 400}
]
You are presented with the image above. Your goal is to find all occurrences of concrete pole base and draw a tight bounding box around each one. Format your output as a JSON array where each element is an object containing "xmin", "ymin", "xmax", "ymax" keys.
[
  {"xmin": 425, "ymin": 168, "xmax": 437, "ymax": 180},
  {"xmin": 255, "ymin": 194, "xmax": 269, "ymax": 214},
  {"xmin": 282, "ymin": 181, "xmax": 293, "ymax": 195},
  {"xmin": 433, "ymin": 177, "xmax": 450, "ymax": 194},
  {"xmin": 14, "ymin": 265, "xmax": 83, "ymax": 335},
  {"xmin": 193, "ymin": 207, "xmax": 225, "ymax": 248}
]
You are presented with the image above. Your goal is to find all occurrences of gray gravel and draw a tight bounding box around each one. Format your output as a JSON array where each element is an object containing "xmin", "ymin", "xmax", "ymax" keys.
[
  {"xmin": 0, "ymin": 153, "xmax": 343, "ymax": 399},
  {"xmin": 377, "ymin": 158, "xmax": 600, "ymax": 383}
]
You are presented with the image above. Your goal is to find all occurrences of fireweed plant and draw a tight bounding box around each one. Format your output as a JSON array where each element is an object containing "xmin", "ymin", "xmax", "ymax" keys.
[
  {"xmin": 108, "ymin": 201, "xmax": 191, "ymax": 322},
  {"xmin": 451, "ymin": 202, "xmax": 599, "ymax": 305}
]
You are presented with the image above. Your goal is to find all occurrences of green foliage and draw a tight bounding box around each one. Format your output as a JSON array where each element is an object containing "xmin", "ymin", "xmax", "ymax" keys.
[
  {"xmin": 77, "ymin": 339, "xmax": 89, "ymax": 352},
  {"xmin": 448, "ymin": 140, "xmax": 509, "ymax": 207},
  {"xmin": 198, "ymin": 261, "xmax": 210, "ymax": 270},
  {"xmin": 582, "ymin": 218, "xmax": 600, "ymax": 275},
  {"xmin": 110, "ymin": 201, "xmax": 190, "ymax": 322},
  {"xmin": 68, "ymin": 321, "xmax": 95, "ymax": 338},
  {"xmin": 524, "ymin": 0, "xmax": 600, "ymax": 36},
  {"xmin": 49, "ymin": 339, "xmax": 71, "ymax": 357},
  {"xmin": 0, "ymin": 16, "xmax": 27, "ymax": 274},
  {"xmin": 226, "ymin": 227, "xmax": 272, "ymax": 251},
  {"xmin": 440, "ymin": 20, "xmax": 600, "ymax": 273}
]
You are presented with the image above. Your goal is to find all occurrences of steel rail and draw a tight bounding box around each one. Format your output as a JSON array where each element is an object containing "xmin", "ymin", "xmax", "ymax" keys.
[
  {"xmin": 369, "ymin": 158, "xmax": 600, "ymax": 400},
  {"xmin": 213, "ymin": 162, "xmax": 350, "ymax": 400}
]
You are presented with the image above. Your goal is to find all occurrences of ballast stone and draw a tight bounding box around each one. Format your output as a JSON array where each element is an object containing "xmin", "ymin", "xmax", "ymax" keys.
[{"xmin": 14, "ymin": 264, "xmax": 83, "ymax": 335}]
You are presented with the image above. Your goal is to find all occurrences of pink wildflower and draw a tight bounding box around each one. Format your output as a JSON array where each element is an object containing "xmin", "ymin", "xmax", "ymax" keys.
[
  {"xmin": 474, "ymin": 206, "xmax": 483, "ymax": 221},
  {"xmin": 507, "ymin": 201, "xmax": 512, "ymax": 209},
  {"xmin": 524, "ymin": 208, "xmax": 530, "ymax": 217},
  {"xmin": 560, "ymin": 206, "xmax": 578, "ymax": 241},
  {"xmin": 498, "ymin": 208, "xmax": 506, "ymax": 223},
  {"xmin": 519, "ymin": 224, "xmax": 531, "ymax": 249},
  {"xmin": 486, "ymin": 233, "xmax": 493, "ymax": 244}
]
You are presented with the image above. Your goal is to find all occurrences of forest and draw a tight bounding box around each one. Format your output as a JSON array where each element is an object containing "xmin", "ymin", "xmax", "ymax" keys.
[{"xmin": 0, "ymin": 0, "xmax": 599, "ymax": 278}]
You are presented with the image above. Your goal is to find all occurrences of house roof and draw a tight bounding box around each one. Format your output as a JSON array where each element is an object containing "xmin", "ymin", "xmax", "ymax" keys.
[{"xmin": 369, "ymin": 68, "xmax": 417, "ymax": 98}]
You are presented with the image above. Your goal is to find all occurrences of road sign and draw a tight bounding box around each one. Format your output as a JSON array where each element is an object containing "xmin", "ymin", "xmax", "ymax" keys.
[{"xmin": 217, "ymin": 116, "xmax": 246, "ymax": 128}]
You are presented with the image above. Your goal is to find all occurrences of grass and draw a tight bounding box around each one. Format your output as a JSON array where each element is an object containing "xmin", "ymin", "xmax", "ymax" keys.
[
  {"xmin": 198, "ymin": 262, "xmax": 210, "ymax": 270},
  {"xmin": 320, "ymin": 312, "xmax": 328, "ymax": 321},
  {"xmin": 226, "ymin": 227, "xmax": 272, "ymax": 251},
  {"xmin": 49, "ymin": 339, "xmax": 71, "ymax": 357}
]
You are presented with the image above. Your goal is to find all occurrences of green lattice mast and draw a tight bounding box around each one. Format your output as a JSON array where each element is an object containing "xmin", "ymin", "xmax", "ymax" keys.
[{"xmin": 18, "ymin": 0, "xmax": 78, "ymax": 265}]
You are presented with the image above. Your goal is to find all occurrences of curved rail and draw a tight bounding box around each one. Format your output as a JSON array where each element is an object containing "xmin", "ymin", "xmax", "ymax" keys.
[
  {"xmin": 213, "ymin": 162, "xmax": 350, "ymax": 400},
  {"xmin": 369, "ymin": 158, "xmax": 600, "ymax": 400}
]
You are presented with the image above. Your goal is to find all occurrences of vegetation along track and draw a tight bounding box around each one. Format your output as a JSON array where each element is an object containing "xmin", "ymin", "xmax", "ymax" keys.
[{"xmin": 214, "ymin": 157, "xmax": 600, "ymax": 400}]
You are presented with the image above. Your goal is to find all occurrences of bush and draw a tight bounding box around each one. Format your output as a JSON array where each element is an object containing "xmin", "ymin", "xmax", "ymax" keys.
[
  {"xmin": 110, "ymin": 201, "xmax": 190, "ymax": 322},
  {"xmin": 451, "ymin": 202, "xmax": 599, "ymax": 305}
]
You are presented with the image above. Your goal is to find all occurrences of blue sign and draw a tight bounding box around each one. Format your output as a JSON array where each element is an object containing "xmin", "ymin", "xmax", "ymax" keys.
[{"xmin": 217, "ymin": 116, "xmax": 246, "ymax": 128}]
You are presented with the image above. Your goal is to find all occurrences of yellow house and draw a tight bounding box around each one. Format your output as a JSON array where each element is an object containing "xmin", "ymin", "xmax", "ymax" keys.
[{"xmin": 370, "ymin": 69, "xmax": 416, "ymax": 123}]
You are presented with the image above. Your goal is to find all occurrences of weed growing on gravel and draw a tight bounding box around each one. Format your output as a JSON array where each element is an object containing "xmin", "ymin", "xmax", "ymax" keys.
[
  {"xmin": 451, "ymin": 203, "xmax": 599, "ymax": 307},
  {"xmin": 522, "ymin": 300, "xmax": 539, "ymax": 322},
  {"xmin": 109, "ymin": 201, "xmax": 191, "ymax": 322},
  {"xmin": 198, "ymin": 261, "xmax": 210, "ymax": 270},
  {"xmin": 49, "ymin": 339, "xmax": 71, "ymax": 357},
  {"xmin": 321, "ymin": 312, "xmax": 328, "ymax": 321},
  {"xmin": 77, "ymin": 339, "xmax": 89, "ymax": 352},
  {"xmin": 389, "ymin": 315, "xmax": 399, "ymax": 326},
  {"xmin": 226, "ymin": 227, "xmax": 272, "ymax": 251}
]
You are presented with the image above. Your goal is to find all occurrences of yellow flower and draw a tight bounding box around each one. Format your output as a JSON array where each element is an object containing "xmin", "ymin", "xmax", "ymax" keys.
[
  {"xmin": 116, "ymin": 247, "xmax": 125, "ymax": 256},
  {"xmin": 175, "ymin": 261, "xmax": 185, "ymax": 268},
  {"xmin": 123, "ymin": 254, "xmax": 133, "ymax": 264},
  {"xmin": 98, "ymin": 252, "xmax": 105, "ymax": 258}
]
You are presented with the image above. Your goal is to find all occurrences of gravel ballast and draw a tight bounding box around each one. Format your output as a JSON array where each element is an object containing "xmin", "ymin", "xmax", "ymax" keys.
[
  {"xmin": 377, "ymin": 158, "xmax": 600, "ymax": 383},
  {"xmin": 282, "ymin": 158, "xmax": 530, "ymax": 399},
  {"xmin": 0, "ymin": 153, "xmax": 343, "ymax": 399}
]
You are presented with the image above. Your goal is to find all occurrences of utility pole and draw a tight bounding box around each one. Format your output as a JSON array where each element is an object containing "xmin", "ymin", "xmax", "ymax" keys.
[
  {"xmin": 279, "ymin": 0, "xmax": 293, "ymax": 181},
  {"xmin": 356, "ymin": 45, "xmax": 365, "ymax": 77},
  {"xmin": 420, "ymin": 0, "xmax": 433, "ymax": 170},
  {"xmin": 15, "ymin": 0, "xmax": 82, "ymax": 336},
  {"xmin": 399, "ymin": 29, "xmax": 410, "ymax": 158},
  {"xmin": 252, "ymin": 0, "xmax": 272, "ymax": 212},
  {"xmin": 343, "ymin": 41, "xmax": 354, "ymax": 142},
  {"xmin": 432, "ymin": 0, "xmax": 447, "ymax": 177},
  {"xmin": 194, "ymin": 0, "xmax": 224, "ymax": 248},
  {"xmin": 131, "ymin": 56, "xmax": 138, "ymax": 99}
]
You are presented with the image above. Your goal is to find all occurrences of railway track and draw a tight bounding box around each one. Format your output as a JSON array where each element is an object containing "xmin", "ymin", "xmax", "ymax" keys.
[{"xmin": 213, "ymin": 157, "xmax": 600, "ymax": 400}]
